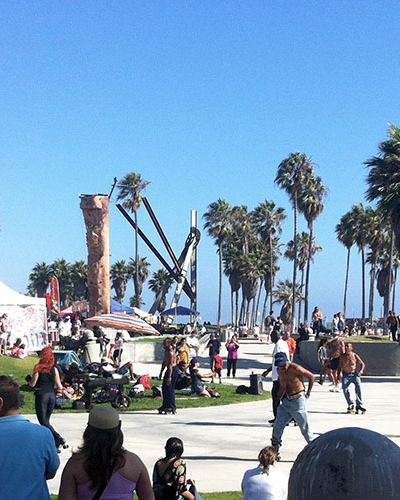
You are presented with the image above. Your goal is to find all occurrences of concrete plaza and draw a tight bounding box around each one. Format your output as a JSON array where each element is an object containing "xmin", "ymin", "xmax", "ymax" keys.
[{"xmin": 44, "ymin": 339, "xmax": 400, "ymax": 494}]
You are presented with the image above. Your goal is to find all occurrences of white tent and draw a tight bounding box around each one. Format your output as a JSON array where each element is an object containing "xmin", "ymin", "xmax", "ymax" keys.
[{"xmin": 0, "ymin": 280, "xmax": 47, "ymax": 350}]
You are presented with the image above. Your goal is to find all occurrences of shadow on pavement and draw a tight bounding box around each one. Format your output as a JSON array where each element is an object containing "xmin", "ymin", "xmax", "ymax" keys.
[{"xmin": 183, "ymin": 421, "xmax": 265, "ymax": 428}]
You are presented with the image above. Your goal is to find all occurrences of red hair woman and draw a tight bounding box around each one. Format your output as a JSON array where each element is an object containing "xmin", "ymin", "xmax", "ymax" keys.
[{"xmin": 29, "ymin": 346, "xmax": 66, "ymax": 451}]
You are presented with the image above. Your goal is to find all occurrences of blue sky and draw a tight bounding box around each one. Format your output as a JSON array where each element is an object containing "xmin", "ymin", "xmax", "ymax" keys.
[{"xmin": 1, "ymin": 1, "xmax": 399, "ymax": 322}]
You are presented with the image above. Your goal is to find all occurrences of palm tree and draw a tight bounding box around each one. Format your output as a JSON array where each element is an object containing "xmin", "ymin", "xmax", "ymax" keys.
[
  {"xmin": 203, "ymin": 199, "xmax": 233, "ymax": 329},
  {"xmin": 117, "ymin": 172, "xmax": 151, "ymax": 297},
  {"xmin": 28, "ymin": 262, "xmax": 52, "ymax": 297},
  {"xmin": 110, "ymin": 260, "xmax": 130, "ymax": 303},
  {"xmin": 349, "ymin": 203, "xmax": 370, "ymax": 320},
  {"xmin": 70, "ymin": 260, "xmax": 88, "ymax": 301},
  {"xmin": 50, "ymin": 259, "xmax": 73, "ymax": 307},
  {"xmin": 285, "ymin": 232, "xmax": 321, "ymax": 325},
  {"xmin": 251, "ymin": 200, "xmax": 286, "ymax": 313},
  {"xmin": 365, "ymin": 209, "xmax": 387, "ymax": 321},
  {"xmin": 273, "ymin": 279, "xmax": 304, "ymax": 325},
  {"xmin": 275, "ymin": 152, "xmax": 314, "ymax": 330},
  {"xmin": 298, "ymin": 174, "xmax": 327, "ymax": 321},
  {"xmin": 129, "ymin": 294, "xmax": 145, "ymax": 308},
  {"xmin": 365, "ymin": 123, "xmax": 400, "ymax": 320},
  {"xmin": 223, "ymin": 246, "xmax": 242, "ymax": 327},
  {"xmin": 128, "ymin": 256, "xmax": 151, "ymax": 300},
  {"xmin": 148, "ymin": 268, "xmax": 171, "ymax": 313},
  {"xmin": 335, "ymin": 211, "xmax": 356, "ymax": 318}
]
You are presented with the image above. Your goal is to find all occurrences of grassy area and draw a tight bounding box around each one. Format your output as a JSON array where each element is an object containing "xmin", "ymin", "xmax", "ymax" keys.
[
  {"xmin": 344, "ymin": 335, "xmax": 392, "ymax": 342},
  {"xmin": 0, "ymin": 355, "xmax": 270, "ymax": 414}
]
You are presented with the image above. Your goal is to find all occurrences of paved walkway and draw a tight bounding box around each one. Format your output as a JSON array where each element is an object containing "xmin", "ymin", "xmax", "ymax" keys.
[{"xmin": 44, "ymin": 339, "xmax": 400, "ymax": 494}]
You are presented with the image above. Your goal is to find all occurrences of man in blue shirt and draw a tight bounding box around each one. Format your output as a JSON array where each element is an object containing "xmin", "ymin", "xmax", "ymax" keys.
[{"xmin": 0, "ymin": 375, "xmax": 60, "ymax": 500}]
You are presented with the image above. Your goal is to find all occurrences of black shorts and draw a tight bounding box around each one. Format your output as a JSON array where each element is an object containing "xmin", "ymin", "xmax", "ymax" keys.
[
  {"xmin": 329, "ymin": 357, "xmax": 340, "ymax": 370},
  {"xmin": 214, "ymin": 368, "xmax": 221, "ymax": 376}
]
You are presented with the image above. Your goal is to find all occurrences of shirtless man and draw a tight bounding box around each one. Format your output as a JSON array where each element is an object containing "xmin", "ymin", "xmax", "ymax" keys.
[
  {"xmin": 159, "ymin": 338, "xmax": 179, "ymax": 413},
  {"xmin": 327, "ymin": 336, "xmax": 345, "ymax": 392},
  {"xmin": 271, "ymin": 352, "xmax": 314, "ymax": 450},
  {"xmin": 339, "ymin": 343, "xmax": 366, "ymax": 414}
]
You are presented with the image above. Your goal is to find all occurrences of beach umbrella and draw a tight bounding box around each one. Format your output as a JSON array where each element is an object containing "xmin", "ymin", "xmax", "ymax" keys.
[
  {"xmin": 85, "ymin": 312, "xmax": 159, "ymax": 335},
  {"xmin": 160, "ymin": 305, "xmax": 200, "ymax": 316}
]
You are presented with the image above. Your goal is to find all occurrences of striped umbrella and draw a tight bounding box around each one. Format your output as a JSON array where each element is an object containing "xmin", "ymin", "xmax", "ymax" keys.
[{"xmin": 85, "ymin": 312, "xmax": 159, "ymax": 336}]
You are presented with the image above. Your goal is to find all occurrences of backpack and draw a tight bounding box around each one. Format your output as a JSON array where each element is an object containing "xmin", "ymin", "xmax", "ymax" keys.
[
  {"xmin": 138, "ymin": 375, "xmax": 151, "ymax": 390},
  {"xmin": 129, "ymin": 384, "xmax": 145, "ymax": 398},
  {"xmin": 152, "ymin": 385, "xmax": 163, "ymax": 398}
]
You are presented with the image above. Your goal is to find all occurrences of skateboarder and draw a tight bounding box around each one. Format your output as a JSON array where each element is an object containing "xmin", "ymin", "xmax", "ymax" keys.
[
  {"xmin": 159, "ymin": 338, "xmax": 179, "ymax": 414},
  {"xmin": 339, "ymin": 343, "xmax": 366, "ymax": 414}
]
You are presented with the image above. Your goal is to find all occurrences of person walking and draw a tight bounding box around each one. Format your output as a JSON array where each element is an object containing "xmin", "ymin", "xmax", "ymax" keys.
[
  {"xmin": 28, "ymin": 346, "xmax": 67, "ymax": 452},
  {"xmin": 206, "ymin": 333, "xmax": 221, "ymax": 370},
  {"xmin": 386, "ymin": 311, "xmax": 399, "ymax": 341},
  {"xmin": 225, "ymin": 334, "xmax": 239, "ymax": 377},
  {"xmin": 271, "ymin": 352, "xmax": 315, "ymax": 450},
  {"xmin": 339, "ymin": 343, "xmax": 366, "ymax": 414},
  {"xmin": 262, "ymin": 331, "xmax": 290, "ymax": 424}
]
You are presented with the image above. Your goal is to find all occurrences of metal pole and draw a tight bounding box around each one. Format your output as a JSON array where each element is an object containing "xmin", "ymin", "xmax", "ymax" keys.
[{"xmin": 190, "ymin": 210, "xmax": 198, "ymax": 323}]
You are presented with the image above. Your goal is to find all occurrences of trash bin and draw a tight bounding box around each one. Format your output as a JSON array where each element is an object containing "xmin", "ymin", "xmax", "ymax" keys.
[{"xmin": 249, "ymin": 373, "xmax": 263, "ymax": 395}]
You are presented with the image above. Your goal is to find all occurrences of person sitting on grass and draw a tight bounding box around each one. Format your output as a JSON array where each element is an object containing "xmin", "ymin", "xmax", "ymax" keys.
[
  {"xmin": 175, "ymin": 361, "xmax": 191, "ymax": 390},
  {"xmin": 189, "ymin": 358, "xmax": 219, "ymax": 398},
  {"xmin": 153, "ymin": 437, "xmax": 201, "ymax": 500},
  {"xmin": 11, "ymin": 338, "xmax": 22, "ymax": 357},
  {"xmin": 241, "ymin": 446, "xmax": 287, "ymax": 500}
]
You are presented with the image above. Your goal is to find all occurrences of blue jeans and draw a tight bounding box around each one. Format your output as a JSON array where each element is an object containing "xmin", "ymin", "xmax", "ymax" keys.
[
  {"xmin": 272, "ymin": 393, "xmax": 314, "ymax": 446},
  {"xmin": 342, "ymin": 372, "xmax": 363, "ymax": 407}
]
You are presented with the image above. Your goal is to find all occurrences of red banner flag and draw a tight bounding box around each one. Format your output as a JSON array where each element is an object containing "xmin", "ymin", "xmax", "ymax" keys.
[{"xmin": 49, "ymin": 276, "xmax": 60, "ymax": 314}]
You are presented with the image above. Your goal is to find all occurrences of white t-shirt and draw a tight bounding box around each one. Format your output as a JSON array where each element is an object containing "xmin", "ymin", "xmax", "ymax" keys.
[
  {"xmin": 271, "ymin": 339, "xmax": 290, "ymax": 382},
  {"xmin": 242, "ymin": 465, "xmax": 287, "ymax": 500},
  {"xmin": 187, "ymin": 335, "xmax": 199, "ymax": 359}
]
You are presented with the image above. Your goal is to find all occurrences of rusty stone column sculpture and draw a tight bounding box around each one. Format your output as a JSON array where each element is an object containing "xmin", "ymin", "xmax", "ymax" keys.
[{"xmin": 80, "ymin": 194, "xmax": 110, "ymax": 317}]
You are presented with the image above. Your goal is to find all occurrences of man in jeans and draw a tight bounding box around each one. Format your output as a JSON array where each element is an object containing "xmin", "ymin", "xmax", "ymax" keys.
[
  {"xmin": 271, "ymin": 352, "xmax": 315, "ymax": 450},
  {"xmin": 340, "ymin": 343, "xmax": 366, "ymax": 414}
]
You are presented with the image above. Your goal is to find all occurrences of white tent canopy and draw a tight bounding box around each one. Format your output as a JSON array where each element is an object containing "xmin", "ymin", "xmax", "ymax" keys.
[
  {"xmin": 0, "ymin": 279, "xmax": 46, "ymax": 350},
  {"xmin": 0, "ymin": 280, "xmax": 45, "ymax": 306}
]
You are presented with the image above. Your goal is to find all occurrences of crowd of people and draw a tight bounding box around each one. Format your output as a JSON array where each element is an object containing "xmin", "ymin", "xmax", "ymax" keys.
[
  {"xmin": 0, "ymin": 375, "xmax": 291, "ymax": 499},
  {"xmin": 1, "ymin": 307, "xmax": 397, "ymax": 499}
]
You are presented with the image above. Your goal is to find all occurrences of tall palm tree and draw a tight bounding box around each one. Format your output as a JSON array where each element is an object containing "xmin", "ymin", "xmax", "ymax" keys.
[
  {"xmin": 251, "ymin": 200, "xmax": 286, "ymax": 312},
  {"xmin": 128, "ymin": 256, "xmax": 151, "ymax": 299},
  {"xmin": 117, "ymin": 172, "xmax": 151, "ymax": 297},
  {"xmin": 203, "ymin": 199, "xmax": 233, "ymax": 329},
  {"xmin": 28, "ymin": 262, "xmax": 52, "ymax": 297},
  {"xmin": 335, "ymin": 211, "xmax": 356, "ymax": 318},
  {"xmin": 365, "ymin": 123, "xmax": 400, "ymax": 320},
  {"xmin": 298, "ymin": 174, "xmax": 327, "ymax": 321},
  {"xmin": 223, "ymin": 246, "xmax": 242, "ymax": 327},
  {"xmin": 110, "ymin": 260, "xmax": 130, "ymax": 303},
  {"xmin": 365, "ymin": 209, "xmax": 387, "ymax": 321},
  {"xmin": 285, "ymin": 232, "xmax": 321, "ymax": 325},
  {"xmin": 70, "ymin": 260, "xmax": 88, "ymax": 301},
  {"xmin": 275, "ymin": 152, "xmax": 314, "ymax": 329},
  {"xmin": 148, "ymin": 268, "xmax": 171, "ymax": 313}
]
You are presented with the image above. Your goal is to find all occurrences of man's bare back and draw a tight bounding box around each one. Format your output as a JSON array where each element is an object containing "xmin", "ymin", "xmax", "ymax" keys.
[{"xmin": 327, "ymin": 337, "xmax": 345, "ymax": 358}]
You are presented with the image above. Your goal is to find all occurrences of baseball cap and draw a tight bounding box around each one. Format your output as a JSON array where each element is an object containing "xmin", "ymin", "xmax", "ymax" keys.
[{"xmin": 274, "ymin": 352, "xmax": 288, "ymax": 367}]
